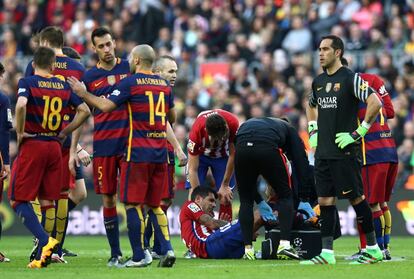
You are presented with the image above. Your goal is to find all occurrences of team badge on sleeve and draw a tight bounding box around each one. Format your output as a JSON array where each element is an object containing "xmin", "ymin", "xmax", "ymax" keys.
[
  {"xmin": 187, "ymin": 140, "xmax": 196, "ymax": 153},
  {"xmin": 188, "ymin": 202, "xmax": 201, "ymax": 213},
  {"xmin": 7, "ymin": 108, "xmax": 12, "ymax": 122},
  {"xmin": 18, "ymin": 88, "xmax": 26, "ymax": 94}
]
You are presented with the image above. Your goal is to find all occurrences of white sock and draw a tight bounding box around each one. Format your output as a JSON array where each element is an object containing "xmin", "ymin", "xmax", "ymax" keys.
[
  {"xmin": 322, "ymin": 249, "xmax": 334, "ymax": 254},
  {"xmin": 279, "ymin": 240, "xmax": 290, "ymax": 248},
  {"xmin": 367, "ymin": 244, "xmax": 379, "ymax": 250}
]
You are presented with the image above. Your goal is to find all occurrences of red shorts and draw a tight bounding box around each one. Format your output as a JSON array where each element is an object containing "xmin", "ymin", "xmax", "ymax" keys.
[
  {"xmin": 8, "ymin": 140, "xmax": 62, "ymax": 201},
  {"xmin": 93, "ymin": 155, "xmax": 123, "ymax": 195},
  {"xmin": 119, "ymin": 161, "xmax": 167, "ymax": 206},
  {"xmin": 61, "ymin": 148, "xmax": 74, "ymax": 192},
  {"xmin": 161, "ymin": 164, "xmax": 175, "ymax": 200},
  {"xmin": 361, "ymin": 162, "xmax": 398, "ymax": 204}
]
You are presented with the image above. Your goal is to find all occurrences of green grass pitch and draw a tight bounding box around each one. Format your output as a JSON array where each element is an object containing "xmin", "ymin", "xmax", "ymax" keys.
[{"xmin": 1, "ymin": 236, "xmax": 413, "ymax": 278}]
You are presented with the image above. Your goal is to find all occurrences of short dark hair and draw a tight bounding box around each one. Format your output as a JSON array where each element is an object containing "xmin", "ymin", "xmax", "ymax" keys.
[
  {"xmin": 39, "ymin": 26, "xmax": 64, "ymax": 48},
  {"xmin": 341, "ymin": 57, "xmax": 349, "ymax": 67},
  {"xmin": 321, "ymin": 35, "xmax": 344, "ymax": 58},
  {"xmin": 34, "ymin": 47, "xmax": 56, "ymax": 70},
  {"xmin": 91, "ymin": 27, "xmax": 113, "ymax": 45},
  {"xmin": 206, "ymin": 113, "xmax": 227, "ymax": 138},
  {"xmin": 0, "ymin": 62, "xmax": 4, "ymax": 75},
  {"xmin": 62, "ymin": 46, "xmax": 81, "ymax": 60},
  {"xmin": 153, "ymin": 55, "xmax": 176, "ymax": 72},
  {"xmin": 190, "ymin": 186, "xmax": 218, "ymax": 201}
]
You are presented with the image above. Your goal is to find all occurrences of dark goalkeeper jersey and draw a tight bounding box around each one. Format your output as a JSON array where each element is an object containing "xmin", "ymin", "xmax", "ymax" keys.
[{"xmin": 309, "ymin": 67, "xmax": 376, "ymax": 159}]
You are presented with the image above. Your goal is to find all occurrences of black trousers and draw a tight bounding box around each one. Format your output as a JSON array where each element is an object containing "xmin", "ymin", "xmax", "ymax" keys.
[{"xmin": 235, "ymin": 143, "xmax": 293, "ymax": 245}]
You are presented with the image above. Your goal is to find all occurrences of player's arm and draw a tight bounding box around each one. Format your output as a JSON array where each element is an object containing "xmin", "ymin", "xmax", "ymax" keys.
[
  {"xmin": 306, "ymin": 89, "xmax": 318, "ymax": 149},
  {"xmin": 0, "ymin": 95, "xmax": 12, "ymax": 179},
  {"xmin": 286, "ymin": 125, "xmax": 314, "ymax": 201},
  {"xmin": 67, "ymin": 76, "xmax": 117, "ymax": 112},
  {"xmin": 198, "ymin": 213, "xmax": 228, "ymax": 230},
  {"xmin": 15, "ymin": 96, "xmax": 28, "ymax": 148},
  {"xmin": 187, "ymin": 153, "xmax": 200, "ymax": 188},
  {"xmin": 218, "ymin": 142, "xmax": 234, "ymax": 204},
  {"xmin": 167, "ymin": 107, "xmax": 176, "ymax": 124},
  {"xmin": 335, "ymin": 74, "xmax": 382, "ymax": 149},
  {"xmin": 60, "ymin": 103, "xmax": 90, "ymax": 139},
  {"xmin": 167, "ymin": 122, "xmax": 187, "ymax": 166}
]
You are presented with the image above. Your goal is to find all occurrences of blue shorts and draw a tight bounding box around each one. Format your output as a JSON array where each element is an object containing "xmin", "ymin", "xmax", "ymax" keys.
[
  {"xmin": 205, "ymin": 221, "xmax": 244, "ymax": 259},
  {"xmin": 185, "ymin": 155, "xmax": 236, "ymax": 190}
]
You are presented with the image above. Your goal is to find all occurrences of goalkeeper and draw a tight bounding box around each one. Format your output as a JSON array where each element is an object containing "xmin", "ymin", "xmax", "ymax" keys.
[
  {"xmin": 234, "ymin": 117, "xmax": 315, "ymax": 260},
  {"xmin": 303, "ymin": 35, "xmax": 383, "ymax": 265}
]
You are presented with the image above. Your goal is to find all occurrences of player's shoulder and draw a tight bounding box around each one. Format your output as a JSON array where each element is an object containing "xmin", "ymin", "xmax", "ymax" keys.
[{"xmin": 182, "ymin": 201, "xmax": 202, "ymax": 214}]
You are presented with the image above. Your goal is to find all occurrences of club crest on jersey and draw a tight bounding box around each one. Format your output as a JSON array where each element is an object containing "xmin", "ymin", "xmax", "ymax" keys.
[
  {"xmin": 107, "ymin": 75, "xmax": 116, "ymax": 86},
  {"xmin": 333, "ymin": 83, "xmax": 340, "ymax": 92},
  {"xmin": 325, "ymin": 82, "xmax": 332, "ymax": 92}
]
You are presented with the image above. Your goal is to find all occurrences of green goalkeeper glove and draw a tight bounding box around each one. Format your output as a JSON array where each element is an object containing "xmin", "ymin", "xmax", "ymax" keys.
[
  {"xmin": 308, "ymin": 121, "xmax": 318, "ymax": 149},
  {"xmin": 335, "ymin": 121, "xmax": 371, "ymax": 149}
]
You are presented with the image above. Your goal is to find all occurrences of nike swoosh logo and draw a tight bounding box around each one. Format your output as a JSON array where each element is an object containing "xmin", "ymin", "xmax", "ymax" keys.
[
  {"xmin": 342, "ymin": 190, "xmax": 352, "ymax": 195},
  {"xmin": 317, "ymin": 87, "xmax": 323, "ymax": 91},
  {"xmin": 94, "ymin": 81, "xmax": 104, "ymax": 87}
]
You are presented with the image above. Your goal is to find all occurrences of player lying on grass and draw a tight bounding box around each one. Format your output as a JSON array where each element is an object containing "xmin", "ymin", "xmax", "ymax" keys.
[{"xmin": 180, "ymin": 186, "xmax": 277, "ymax": 259}]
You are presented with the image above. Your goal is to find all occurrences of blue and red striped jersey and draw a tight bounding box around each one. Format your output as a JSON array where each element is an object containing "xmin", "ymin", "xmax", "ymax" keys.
[
  {"xmin": 358, "ymin": 73, "xmax": 398, "ymax": 165},
  {"xmin": 83, "ymin": 58, "xmax": 130, "ymax": 157},
  {"xmin": 25, "ymin": 55, "xmax": 85, "ymax": 148},
  {"xmin": 17, "ymin": 75, "xmax": 83, "ymax": 142},
  {"xmin": 108, "ymin": 71, "xmax": 173, "ymax": 163}
]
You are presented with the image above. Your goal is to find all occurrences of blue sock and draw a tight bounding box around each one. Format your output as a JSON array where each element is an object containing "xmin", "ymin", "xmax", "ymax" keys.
[
  {"xmin": 153, "ymin": 233, "xmax": 161, "ymax": 255},
  {"xmin": 144, "ymin": 216, "xmax": 153, "ymax": 248},
  {"xmin": 126, "ymin": 207, "xmax": 145, "ymax": 262},
  {"xmin": 14, "ymin": 202, "xmax": 49, "ymax": 259},
  {"xmin": 148, "ymin": 208, "xmax": 172, "ymax": 255},
  {"xmin": 373, "ymin": 211, "xmax": 384, "ymax": 250},
  {"xmin": 68, "ymin": 198, "xmax": 77, "ymax": 212},
  {"xmin": 104, "ymin": 207, "xmax": 122, "ymax": 257}
]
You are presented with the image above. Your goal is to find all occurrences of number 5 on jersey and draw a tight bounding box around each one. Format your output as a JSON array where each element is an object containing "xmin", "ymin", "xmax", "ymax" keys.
[{"xmin": 145, "ymin": 91, "xmax": 166, "ymax": 126}]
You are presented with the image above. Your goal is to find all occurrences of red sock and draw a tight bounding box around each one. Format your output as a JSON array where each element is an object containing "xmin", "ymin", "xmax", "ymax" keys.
[
  {"xmin": 219, "ymin": 203, "xmax": 232, "ymax": 221},
  {"xmin": 357, "ymin": 223, "xmax": 367, "ymax": 249}
]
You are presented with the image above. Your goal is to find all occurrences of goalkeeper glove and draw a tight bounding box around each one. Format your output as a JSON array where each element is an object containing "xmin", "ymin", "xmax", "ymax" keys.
[
  {"xmin": 308, "ymin": 121, "xmax": 318, "ymax": 149},
  {"xmin": 335, "ymin": 121, "xmax": 371, "ymax": 149},
  {"xmin": 258, "ymin": 201, "xmax": 276, "ymax": 222},
  {"xmin": 298, "ymin": 202, "xmax": 316, "ymax": 220}
]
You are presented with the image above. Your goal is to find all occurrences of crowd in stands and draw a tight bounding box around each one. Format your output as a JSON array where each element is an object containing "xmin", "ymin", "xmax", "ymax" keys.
[{"xmin": 0, "ymin": 0, "xmax": 414, "ymax": 189}]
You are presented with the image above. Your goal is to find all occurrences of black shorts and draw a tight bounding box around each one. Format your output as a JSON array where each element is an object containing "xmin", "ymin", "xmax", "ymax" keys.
[
  {"xmin": 75, "ymin": 164, "xmax": 83, "ymax": 180},
  {"xmin": 314, "ymin": 158, "xmax": 363, "ymax": 200}
]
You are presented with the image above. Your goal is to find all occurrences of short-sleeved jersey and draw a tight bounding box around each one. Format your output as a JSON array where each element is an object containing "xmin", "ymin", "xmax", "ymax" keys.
[
  {"xmin": 25, "ymin": 55, "xmax": 85, "ymax": 148},
  {"xmin": 17, "ymin": 75, "xmax": 83, "ymax": 142},
  {"xmin": 187, "ymin": 109, "xmax": 239, "ymax": 158},
  {"xmin": 358, "ymin": 73, "xmax": 398, "ymax": 165},
  {"xmin": 0, "ymin": 92, "xmax": 12, "ymax": 164},
  {"xmin": 309, "ymin": 67, "xmax": 376, "ymax": 159},
  {"xmin": 179, "ymin": 200, "xmax": 213, "ymax": 258},
  {"xmin": 108, "ymin": 72, "xmax": 172, "ymax": 163},
  {"xmin": 167, "ymin": 89, "xmax": 175, "ymax": 164},
  {"xmin": 83, "ymin": 58, "xmax": 130, "ymax": 157}
]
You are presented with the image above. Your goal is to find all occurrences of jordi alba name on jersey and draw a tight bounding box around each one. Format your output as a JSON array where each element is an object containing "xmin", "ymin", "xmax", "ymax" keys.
[
  {"xmin": 83, "ymin": 58, "xmax": 130, "ymax": 157},
  {"xmin": 17, "ymin": 75, "xmax": 82, "ymax": 141},
  {"xmin": 25, "ymin": 55, "xmax": 85, "ymax": 148},
  {"xmin": 108, "ymin": 72, "xmax": 173, "ymax": 163}
]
